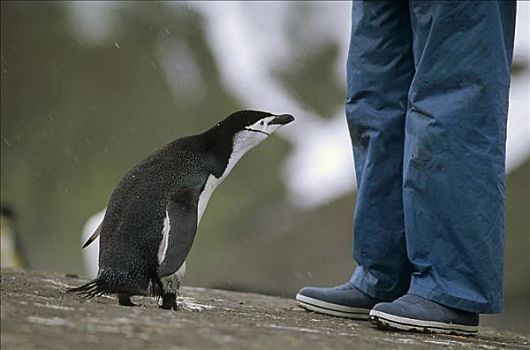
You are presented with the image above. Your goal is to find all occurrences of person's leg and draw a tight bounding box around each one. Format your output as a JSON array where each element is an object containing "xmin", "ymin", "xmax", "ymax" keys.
[
  {"xmin": 405, "ymin": 0, "xmax": 516, "ymax": 315},
  {"xmin": 296, "ymin": 1, "xmax": 414, "ymax": 318},
  {"xmin": 346, "ymin": 0, "xmax": 414, "ymax": 301},
  {"xmin": 370, "ymin": 0, "xmax": 516, "ymax": 334}
]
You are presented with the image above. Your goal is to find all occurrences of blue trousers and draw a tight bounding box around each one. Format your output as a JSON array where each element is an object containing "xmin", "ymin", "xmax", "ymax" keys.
[{"xmin": 346, "ymin": 1, "xmax": 516, "ymax": 313}]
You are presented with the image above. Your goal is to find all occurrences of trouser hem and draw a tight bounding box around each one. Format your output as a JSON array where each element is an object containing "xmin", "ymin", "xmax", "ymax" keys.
[
  {"xmin": 350, "ymin": 267, "xmax": 404, "ymax": 302},
  {"xmin": 409, "ymin": 281, "xmax": 502, "ymax": 314}
]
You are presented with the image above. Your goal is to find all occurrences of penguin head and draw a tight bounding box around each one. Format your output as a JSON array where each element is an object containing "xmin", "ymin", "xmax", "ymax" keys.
[
  {"xmin": 220, "ymin": 110, "xmax": 294, "ymax": 155},
  {"xmin": 210, "ymin": 109, "xmax": 292, "ymax": 148},
  {"xmin": 218, "ymin": 110, "xmax": 294, "ymax": 134},
  {"xmin": 207, "ymin": 110, "xmax": 294, "ymax": 177}
]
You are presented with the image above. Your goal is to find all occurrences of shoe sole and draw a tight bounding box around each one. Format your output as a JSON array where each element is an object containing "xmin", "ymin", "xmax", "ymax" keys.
[
  {"xmin": 369, "ymin": 310, "xmax": 478, "ymax": 336},
  {"xmin": 295, "ymin": 294, "xmax": 370, "ymax": 319}
]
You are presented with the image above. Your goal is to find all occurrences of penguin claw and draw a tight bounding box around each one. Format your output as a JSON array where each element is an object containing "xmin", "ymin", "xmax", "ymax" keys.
[
  {"xmin": 160, "ymin": 293, "xmax": 178, "ymax": 311},
  {"xmin": 118, "ymin": 294, "xmax": 136, "ymax": 307},
  {"xmin": 159, "ymin": 303, "xmax": 178, "ymax": 311}
]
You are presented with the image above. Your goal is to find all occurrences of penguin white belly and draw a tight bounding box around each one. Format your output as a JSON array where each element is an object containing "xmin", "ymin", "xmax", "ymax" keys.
[
  {"xmin": 197, "ymin": 174, "xmax": 223, "ymax": 224},
  {"xmin": 197, "ymin": 145, "xmax": 249, "ymax": 224}
]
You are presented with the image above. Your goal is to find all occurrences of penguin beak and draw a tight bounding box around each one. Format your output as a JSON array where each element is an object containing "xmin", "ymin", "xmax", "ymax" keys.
[{"xmin": 269, "ymin": 114, "xmax": 295, "ymax": 125}]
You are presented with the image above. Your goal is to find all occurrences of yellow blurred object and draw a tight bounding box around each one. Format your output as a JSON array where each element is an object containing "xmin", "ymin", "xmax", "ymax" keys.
[{"xmin": 1, "ymin": 207, "xmax": 25, "ymax": 268}]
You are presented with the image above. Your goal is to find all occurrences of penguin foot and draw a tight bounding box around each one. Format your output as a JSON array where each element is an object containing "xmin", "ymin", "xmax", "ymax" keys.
[
  {"xmin": 160, "ymin": 293, "xmax": 178, "ymax": 311},
  {"xmin": 118, "ymin": 294, "xmax": 136, "ymax": 307}
]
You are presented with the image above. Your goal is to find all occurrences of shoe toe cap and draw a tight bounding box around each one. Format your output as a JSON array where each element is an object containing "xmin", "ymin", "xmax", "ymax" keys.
[{"xmin": 298, "ymin": 286, "xmax": 323, "ymax": 299}]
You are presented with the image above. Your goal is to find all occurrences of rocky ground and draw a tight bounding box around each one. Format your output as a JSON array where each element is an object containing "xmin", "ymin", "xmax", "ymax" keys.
[{"xmin": 1, "ymin": 268, "xmax": 528, "ymax": 350}]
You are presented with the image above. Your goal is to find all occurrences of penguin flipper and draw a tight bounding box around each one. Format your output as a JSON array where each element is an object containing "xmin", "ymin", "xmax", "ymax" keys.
[
  {"xmin": 158, "ymin": 186, "xmax": 202, "ymax": 278},
  {"xmin": 82, "ymin": 222, "xmax": 102, "ymax": 249}
]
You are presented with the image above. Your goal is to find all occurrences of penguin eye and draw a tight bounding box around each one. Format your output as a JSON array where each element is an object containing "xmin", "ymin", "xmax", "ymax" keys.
[{"xmin": 260, "ymin": 121, "xmax": 264, "ymax": 126}]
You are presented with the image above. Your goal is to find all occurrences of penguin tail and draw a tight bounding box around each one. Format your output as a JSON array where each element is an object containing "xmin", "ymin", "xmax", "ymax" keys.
[
  {"xmin": 68, "ymin": 278, "xmax": 109, "ymax": 298},
  {"xmin": 67, "ymin": 268, "xmax": 153, "ymax": 298}
]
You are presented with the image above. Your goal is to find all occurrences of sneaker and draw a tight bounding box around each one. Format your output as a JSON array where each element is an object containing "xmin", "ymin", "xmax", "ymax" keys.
[
  {"xmin": 295, "ymin": 281, "xmax": 381, "ymax": 319},
  {"xmin": 369, "ymin": 294, "xmax": 479, "ymax": 335}
]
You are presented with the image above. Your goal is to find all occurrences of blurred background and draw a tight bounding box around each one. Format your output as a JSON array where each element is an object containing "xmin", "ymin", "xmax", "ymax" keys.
[{"xmin": 1, "ymin": 1, "xmax": 528, "ymax": 332}]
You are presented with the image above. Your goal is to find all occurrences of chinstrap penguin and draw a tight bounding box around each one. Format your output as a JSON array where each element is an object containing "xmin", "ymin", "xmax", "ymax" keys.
[{"xmin": 69, "ymin": 110, "xmax": 294, "ymax": 310}]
